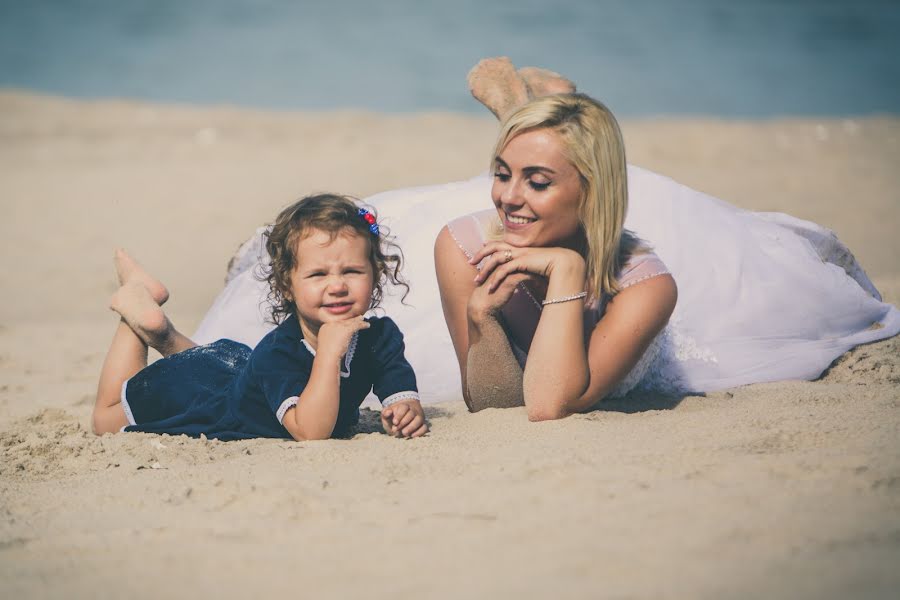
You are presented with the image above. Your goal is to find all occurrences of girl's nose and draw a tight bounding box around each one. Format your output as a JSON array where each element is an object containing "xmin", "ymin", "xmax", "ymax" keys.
[{"xmin": 326, "ymin": 276, "xmax": 349, "ymax": 294}]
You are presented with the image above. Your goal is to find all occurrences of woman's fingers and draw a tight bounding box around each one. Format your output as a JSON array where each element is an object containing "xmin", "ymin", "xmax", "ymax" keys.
[
  {"xmin": 469, "ymin": 242, "xmax": 509, "ymax": 266},
  {"xmin": 471, "ymin": 243, "xmax": 514, "ymax": 279},
  {"xmin": 487, "ymin": 260, "xmax": 534, "ymax": 293}
]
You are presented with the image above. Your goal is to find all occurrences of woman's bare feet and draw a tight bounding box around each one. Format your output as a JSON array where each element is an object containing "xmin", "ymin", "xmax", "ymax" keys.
[
  {"xmin": 518, "ymin": 66, "xmax": 576, "ymax": 97},
  {"xmin": 467, "ymin": 57, "xmax": 530, "ymax": 122},
  {"xmin": 110, "ymin": 281, "xmax": 175, "ymax": 352},
  {"xmin": 114, "ymin": 248, "xmax": 169, "ymax": 305}
]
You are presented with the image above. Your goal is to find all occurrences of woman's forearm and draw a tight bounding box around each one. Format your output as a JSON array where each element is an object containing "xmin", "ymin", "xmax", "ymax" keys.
[
  {"xmin": 464, "ymin": 313, "xmax": 524, "ymax": 412},
  {"xmin": 523, "ymin": 262, "xmax": 590, "ymax": 420}
]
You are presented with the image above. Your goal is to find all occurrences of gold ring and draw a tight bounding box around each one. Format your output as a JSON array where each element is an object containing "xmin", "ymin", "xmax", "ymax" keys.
[{"xmin": 504, "ymin": 249, "xmax": 513, "ymax": 263}]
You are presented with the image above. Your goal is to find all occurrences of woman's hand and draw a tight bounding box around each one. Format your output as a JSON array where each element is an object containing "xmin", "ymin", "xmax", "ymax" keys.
[
  {"xmin": 467, "ymin": 270, "xmax": 532, "ymax": 322},
  {"xmin": 470, "ymin": 242, "xmax": 586, "ymax": 294}
]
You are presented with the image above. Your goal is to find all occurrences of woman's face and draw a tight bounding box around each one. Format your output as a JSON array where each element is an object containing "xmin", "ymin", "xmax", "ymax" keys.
[{"xmin": 491, "ymin": 128, "xmax": 584, "ymax": 249}]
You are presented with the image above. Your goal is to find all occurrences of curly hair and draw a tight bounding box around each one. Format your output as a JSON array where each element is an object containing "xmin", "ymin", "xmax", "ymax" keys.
[{"xmin": 259, "ymin": 193, "xmax": 408, "ymax": 324}]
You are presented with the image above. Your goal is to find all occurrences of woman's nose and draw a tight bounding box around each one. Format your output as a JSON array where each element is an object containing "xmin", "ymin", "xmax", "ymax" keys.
[{"xmin": 501, "ymin": 177, "xmax": 524, "ymax": 206}]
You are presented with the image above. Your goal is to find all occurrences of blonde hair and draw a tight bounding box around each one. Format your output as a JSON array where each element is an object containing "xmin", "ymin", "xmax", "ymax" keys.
[{"xmin": 493, "ymin": 93, "xmax": 642, "ymax": 297}]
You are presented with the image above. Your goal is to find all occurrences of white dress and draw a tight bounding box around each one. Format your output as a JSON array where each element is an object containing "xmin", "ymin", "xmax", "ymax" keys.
[{"xmin": 193, "ymin": 167, "xmax": 900, "ymax": 403}]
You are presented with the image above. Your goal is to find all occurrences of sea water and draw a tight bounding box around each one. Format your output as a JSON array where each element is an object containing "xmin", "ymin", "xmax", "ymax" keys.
[{"xmin": 1, "ymin": 0, "xmax": 898, "ymax": 116}]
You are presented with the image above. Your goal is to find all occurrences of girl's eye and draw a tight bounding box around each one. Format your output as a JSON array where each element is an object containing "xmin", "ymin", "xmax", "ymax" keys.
[
  {"xmin": 529, "ymin": 180, "xmax": 550, "ymax": 191},
  {"xmin": 345, "ymin": 269, "xmax": 362, "ymax": 275},
  {"xmin": 307, "ymin": 272, "xmax": 325, "ymax": 278}
]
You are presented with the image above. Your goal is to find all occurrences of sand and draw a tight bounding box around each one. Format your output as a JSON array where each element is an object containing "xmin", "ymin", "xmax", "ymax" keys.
[{"xmin": 1, "ymin": 91, "xmax": 899, "ymax": 599}]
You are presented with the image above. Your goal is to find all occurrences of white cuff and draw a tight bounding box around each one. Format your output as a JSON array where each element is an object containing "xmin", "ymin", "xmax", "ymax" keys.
[
  {"xmin": 276, "ymin": 396, "xmax": 299, "ymax": 424},
  {"xmin": 381, "ymin": 391, "xmax": 420, "ymax": 407}
]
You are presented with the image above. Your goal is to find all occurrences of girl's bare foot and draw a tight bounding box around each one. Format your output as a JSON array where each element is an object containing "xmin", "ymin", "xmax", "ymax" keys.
[
  {"xmin": 467, "ymin": 57, "xmax": 530, "ymax": 122},
  {"xmin": 114, "ymin": 248, "xmax": 169, "ymax": 305},
  {"xmin": 110, "ymin": 281, "xmax": 174, "ymax": 352},
  {"xmin": 518, "ymin": 66, "xmax": 576, "ymax": 98}
]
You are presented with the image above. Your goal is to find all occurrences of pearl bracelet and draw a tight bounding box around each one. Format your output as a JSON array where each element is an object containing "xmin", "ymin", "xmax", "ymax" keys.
[{"xmin": 541, "ymin": 291, "xmax": 588, "ymax": 306}]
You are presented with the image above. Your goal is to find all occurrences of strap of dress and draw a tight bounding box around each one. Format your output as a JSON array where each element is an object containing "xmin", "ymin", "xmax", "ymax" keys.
[
  {"xmin": 446, "ymin": 209, "xmax": 499, "ymax": 260},
  {"xmin": 617, "ymin": 252, "xmax": 670, "ymax": 290}
]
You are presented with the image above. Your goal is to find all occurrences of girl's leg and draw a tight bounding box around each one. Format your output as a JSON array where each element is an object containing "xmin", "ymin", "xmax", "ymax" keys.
[
  {"xmin": 92, "ymin": 267, "xmax": 196, "ymax": 434},
  {"xmin": 111, "ymin": 281, "xmax": 197, "ymax": 358},
  {"xmin": 114, "ymin": 248, "xmax": 169, "ymax": 305},
  {"xmin": 93, "ymin": 317, "xmax": 147, "ymax": 435},
  {"xmin": 114, "ymin": 250, "xmax": 196, "ymax": 356}
]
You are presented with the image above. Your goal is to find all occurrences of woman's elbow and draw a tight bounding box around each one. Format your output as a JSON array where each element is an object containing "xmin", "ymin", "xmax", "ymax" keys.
[
  {"xmin": 525, "ymin": 394, "xmax": 574, "ymax": 422},
  {"xmin": 526, "ymin": 405, "xmax": 571, "ymax": 422}
]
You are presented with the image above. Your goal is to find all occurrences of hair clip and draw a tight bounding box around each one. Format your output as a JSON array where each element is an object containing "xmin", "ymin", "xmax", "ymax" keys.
[{"xmin": 358, "ymin": 208, "xmax": 379, "ymax": 235}]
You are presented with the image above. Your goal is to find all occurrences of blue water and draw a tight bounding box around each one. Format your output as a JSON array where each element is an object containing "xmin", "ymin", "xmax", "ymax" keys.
[{"xmin": 1, "ymin": 0, "xmax": 898, "ymax": 117}]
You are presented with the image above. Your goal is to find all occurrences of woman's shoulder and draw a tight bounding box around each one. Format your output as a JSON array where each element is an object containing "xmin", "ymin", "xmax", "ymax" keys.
[
  {"xmin": 617, "ymin": 236, "xmax": 671, "ymax": 291},
  {"xmin": 445, "ymin": 209, "xmax": 499, "ymax": 259}
]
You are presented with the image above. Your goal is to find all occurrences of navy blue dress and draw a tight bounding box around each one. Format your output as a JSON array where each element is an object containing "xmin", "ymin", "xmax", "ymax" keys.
[{"xmin": 121, "ymin": 315, "xmax": 419, "ymax": 440}]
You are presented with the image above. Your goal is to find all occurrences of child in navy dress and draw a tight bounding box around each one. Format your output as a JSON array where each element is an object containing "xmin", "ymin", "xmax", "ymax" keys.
[{"xmin": 92, "ymin": 193, "xmax": 427, "ymax": 441}]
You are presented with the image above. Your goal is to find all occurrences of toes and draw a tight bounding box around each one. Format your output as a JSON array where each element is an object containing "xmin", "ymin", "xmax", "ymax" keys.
[{"xmin": 518, "ymin": 66, "xmax": 576, "ymax": 97}]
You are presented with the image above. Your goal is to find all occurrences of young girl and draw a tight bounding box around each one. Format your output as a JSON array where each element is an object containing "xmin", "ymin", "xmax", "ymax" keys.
[{"xmin": 92, "ymin": 193, "xmax": 427, "ymax": 441}]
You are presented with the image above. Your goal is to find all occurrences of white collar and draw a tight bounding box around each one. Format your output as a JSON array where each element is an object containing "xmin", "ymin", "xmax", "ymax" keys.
[{"xmin": 301, "ymin": 332, "xmax": 358, "ymax": 379}]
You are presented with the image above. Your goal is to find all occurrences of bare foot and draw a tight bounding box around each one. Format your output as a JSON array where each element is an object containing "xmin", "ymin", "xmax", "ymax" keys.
[
  {"xmin": 467, "ymin": 57, "xmax": 530, "ymax": 122},
  {"xmin": 518, "ymin": 66, "xmax": 576, "ymax": 98},
  {"xmin": 110, "ymin": 281, "xmax": 174, "ymax": 351},
  {"xmin": 114, "ymin": 248, "xmax": 169, "ymax": 305}
]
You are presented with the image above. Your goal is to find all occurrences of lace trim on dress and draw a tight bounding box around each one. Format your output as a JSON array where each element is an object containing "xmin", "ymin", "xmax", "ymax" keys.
[
  {"xmin": 619, "ymin": 270, "xmax": 671, "ymax": 290},
  {"xmin": 607, "ymin": 315, "xmax": 719, "ymax": 398},
  {"xmin": 301, "ymin": 332, "xmax": 358, "ymax": 378},
  {"xmin": 276, "ymin": 396, "xmax": 298, "ymax": 424},
  {"xmin": 446, "ymin": 219, "xmax": 475, "ymax": 260},
  {"xmin": 381, "ymin": 391, "xmax": 420, "ymax": 407}
]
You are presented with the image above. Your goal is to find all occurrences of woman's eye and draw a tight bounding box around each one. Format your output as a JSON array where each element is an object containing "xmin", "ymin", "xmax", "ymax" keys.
[
  {"xmin": 529, "ymin": 180, "xmax": 550, "ymax": 191},
  {"xmin": 493, "ymin": 172, "xmax": 511, "ymax": 182}
]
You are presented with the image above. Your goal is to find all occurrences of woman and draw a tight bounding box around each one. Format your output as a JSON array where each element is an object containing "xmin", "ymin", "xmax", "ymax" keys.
[
  {"xmin": 193, "ymin": 62, "xmax": 900, "ymax": 416},
  {"xmin": 435, "ymin": 93, "xmax": 676, "ymax": 420}
]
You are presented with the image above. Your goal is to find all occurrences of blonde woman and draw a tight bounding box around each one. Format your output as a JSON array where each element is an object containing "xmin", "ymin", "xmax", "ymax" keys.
[{"xmin": 435, "ymin": 93, "xmax": 676, "ymax": 419}]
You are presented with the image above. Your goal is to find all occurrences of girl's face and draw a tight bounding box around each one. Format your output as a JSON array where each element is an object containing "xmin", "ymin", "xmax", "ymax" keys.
[
  {"xmin": 288, "ymin": 228, "xmax": 374, "ymax": 335},
  {"xmin": 491, "ymin": 128, "xmax": 584, "ymax": 249}
]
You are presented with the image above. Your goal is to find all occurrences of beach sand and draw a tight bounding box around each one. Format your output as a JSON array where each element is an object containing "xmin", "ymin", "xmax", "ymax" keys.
[{"xmin": 1, "ymin": 91, "xmax": 898, "ymax": 599}]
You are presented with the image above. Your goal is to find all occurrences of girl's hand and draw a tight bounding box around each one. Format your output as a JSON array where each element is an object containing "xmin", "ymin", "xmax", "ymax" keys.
[
  {"xmin": 470, "ymin": 243, "xmax": 586, "ymax": 293},
  {"xmin": 315, "ymin": 316, "xmax": 370, "ymax": 361},
  {"xmin": 381, "ymin": 399, "xmax": 428, "ymax": 438}
]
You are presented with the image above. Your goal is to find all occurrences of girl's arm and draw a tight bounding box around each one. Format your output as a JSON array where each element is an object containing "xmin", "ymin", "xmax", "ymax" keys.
[
  {"xmin": 434, "ymin": 226, "xmax": 524, "ymax": 411},
  {"xmin": 281, "ymin": 318, "xmax": 370, "ymax": 441}
]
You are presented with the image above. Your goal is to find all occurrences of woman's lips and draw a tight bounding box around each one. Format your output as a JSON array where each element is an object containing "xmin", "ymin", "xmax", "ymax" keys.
[{"xmin": 504, "ymin": 213, "xmax": 536, "ymax": 230}]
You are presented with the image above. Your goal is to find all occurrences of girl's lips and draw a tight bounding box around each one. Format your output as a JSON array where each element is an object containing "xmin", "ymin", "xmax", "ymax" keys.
[{"xmin": 323, "ymin": 303, "xmax": 354, "ymax": 315}]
